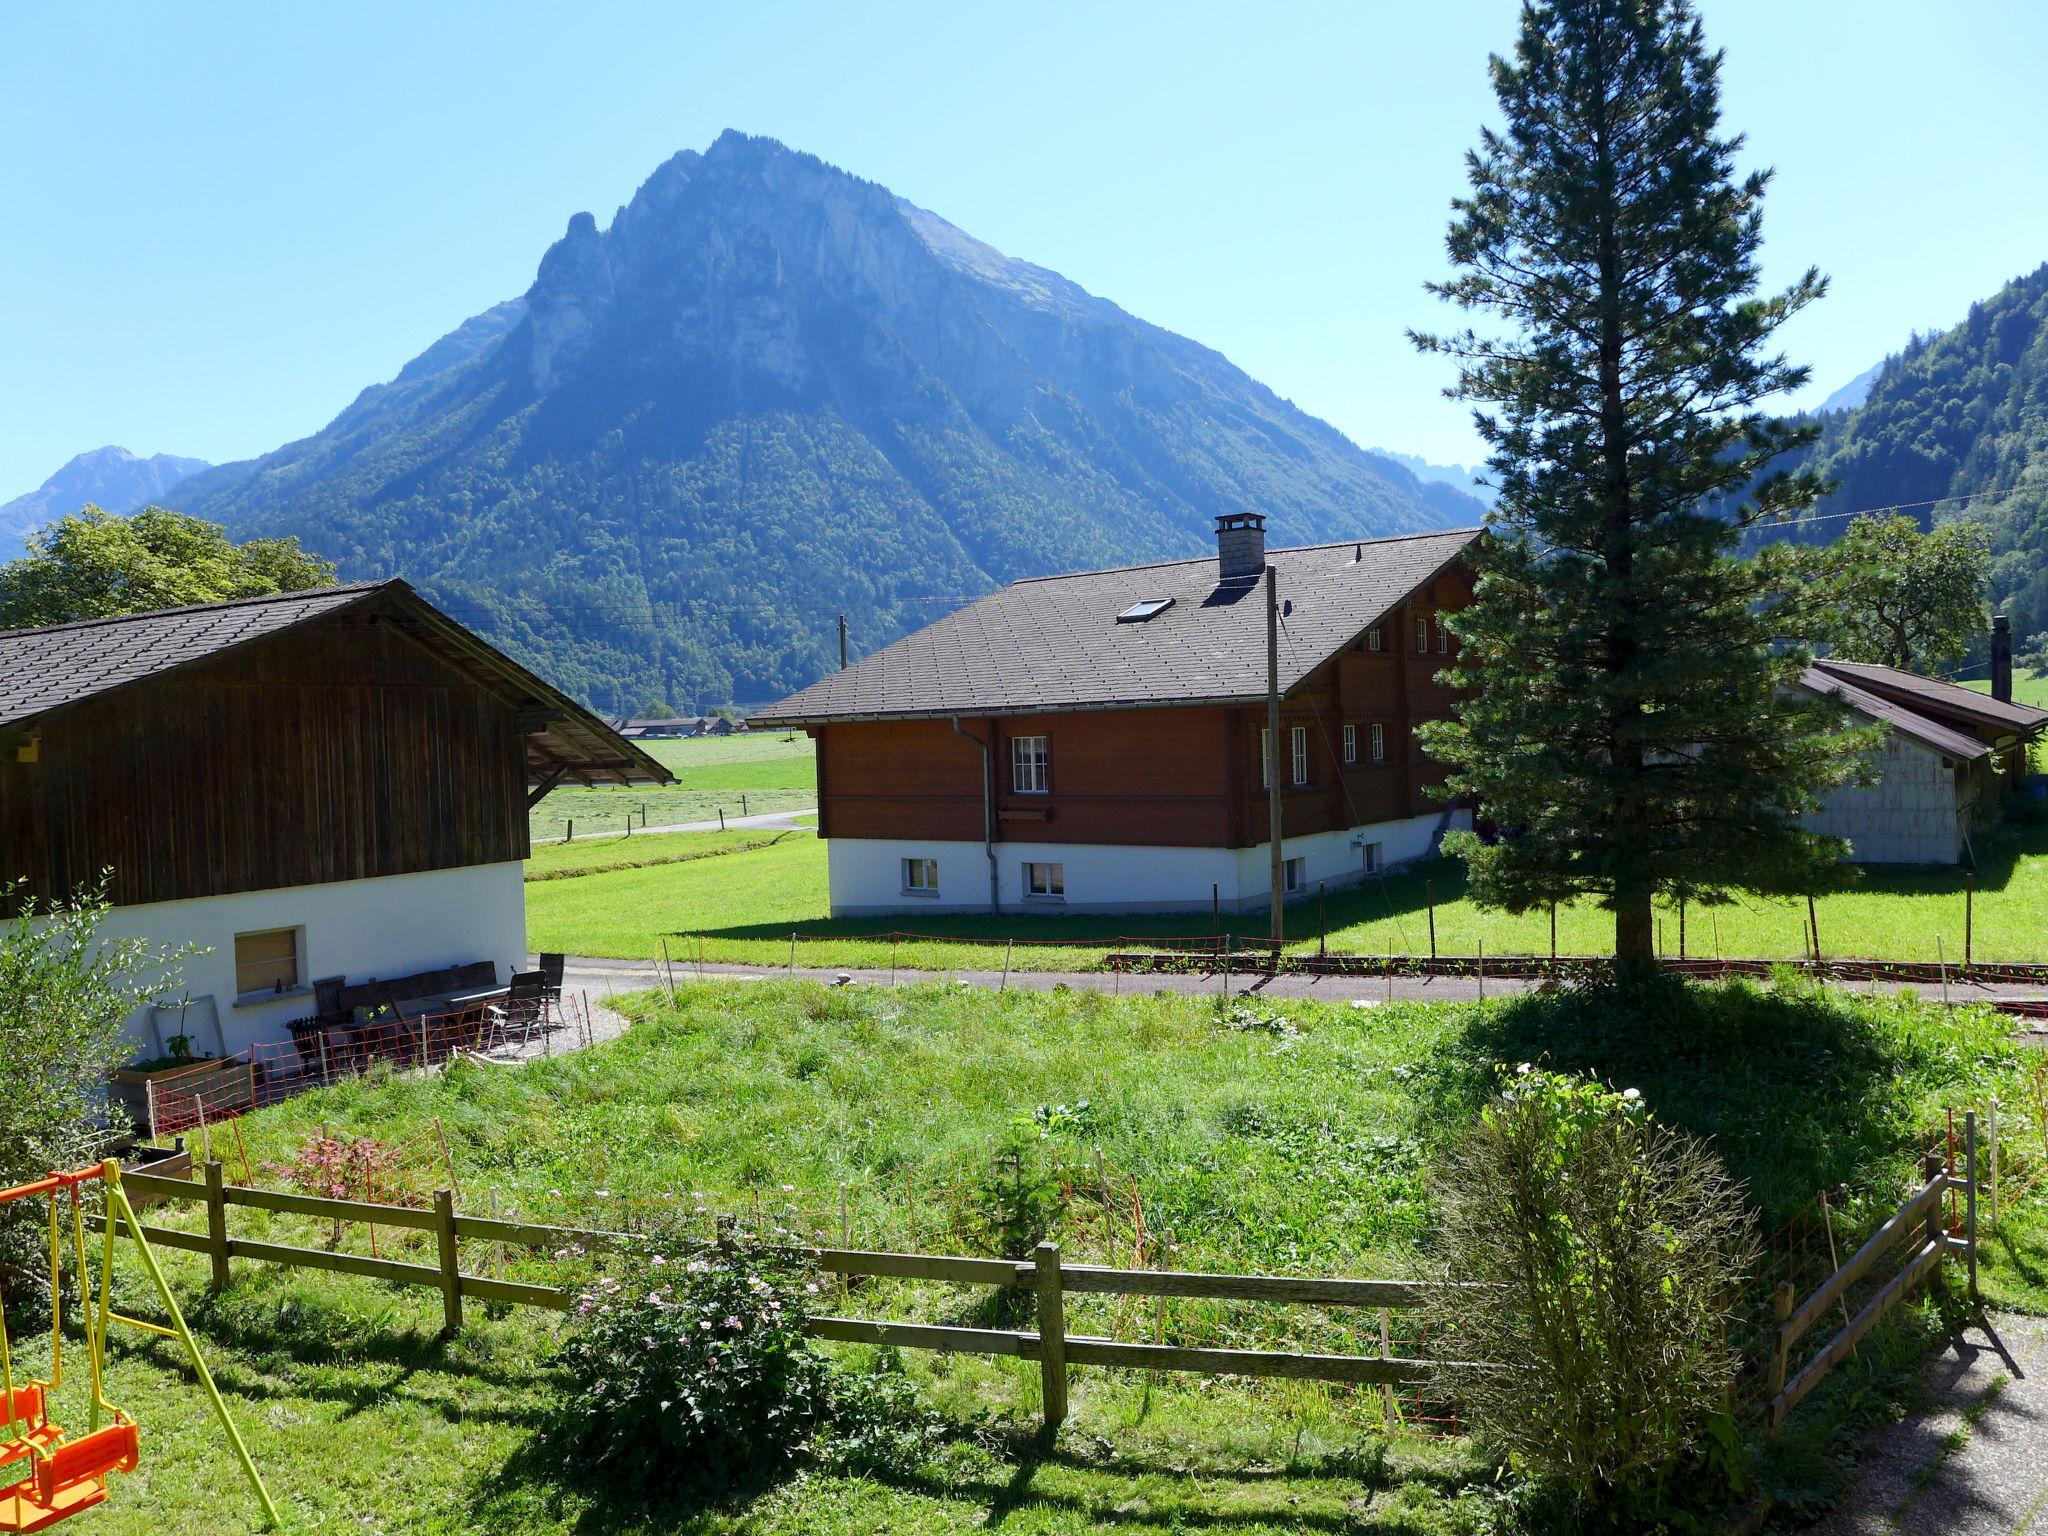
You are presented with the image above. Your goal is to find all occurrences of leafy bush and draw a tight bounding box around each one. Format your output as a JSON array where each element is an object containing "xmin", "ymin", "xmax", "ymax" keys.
[
  {"xmin": 1425, "ymin": 1066, "xmax": 1756, "ymax": 1528},
  {"xmin": 550, "ymin": 1241, "xmax": 830, "ymax": 1500}
]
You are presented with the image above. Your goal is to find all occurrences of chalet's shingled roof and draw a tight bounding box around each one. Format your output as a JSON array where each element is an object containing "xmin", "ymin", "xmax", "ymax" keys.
[
  {"xmin": 1798, "ymin": 665, "xmax": 1992, "ymax": 762},
  {"xmin": 0, "ymin": 582, "xmax": 385, "ymax": 726},
  {"xmin": 753, "ymin": 528, "xmax": 1483, "ymax": 724},
  {"xmin": 1809, "ymin": 658, "xmax": 2048, "ymax": 736},
  {"xmin": 0, "ymin": 580, "xmax": 671, "ymax": 789}
]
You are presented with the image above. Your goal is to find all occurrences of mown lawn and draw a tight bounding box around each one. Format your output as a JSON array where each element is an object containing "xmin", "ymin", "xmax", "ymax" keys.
[
  {"xmin": 529, "ymin": 730, "xmax": 814, "ymax": 842},
  {"xmin": 525, "ymin": 824, "xmax": 812, "ymax": 881},
  {"xmin": 527, "ymin": 811, "xmax": 2048, "ymax": 970},
  {"xmin": 43, "ymin": 979, "xmax": 2048, "ymax": 1534}
]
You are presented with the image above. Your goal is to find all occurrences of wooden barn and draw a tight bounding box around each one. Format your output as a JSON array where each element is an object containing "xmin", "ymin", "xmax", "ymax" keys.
[
  {"xmin": 0, "ymin": 580, "xmax": 668, "ymax": 1054},
  {"xmin": 753, "ymin": 517, "xmax": 1481, "ymax": 915}
]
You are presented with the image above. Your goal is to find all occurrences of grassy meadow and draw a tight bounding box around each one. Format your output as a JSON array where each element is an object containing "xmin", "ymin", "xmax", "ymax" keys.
[
  {"xmin": 527, "ymin": 807, "xmax": 2048, "ymax": 970},
  {"xmin": 528, "ymin": 729, "xmax": 815, "ymax": 843},
  {"xmin": 40, "ymin": 977, "xmax": 2042, "ymax": 1534}
]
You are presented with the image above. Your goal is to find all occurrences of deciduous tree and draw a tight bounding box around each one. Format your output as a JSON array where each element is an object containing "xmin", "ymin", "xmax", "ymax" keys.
[
  {"xmin": 1778, "ymin": 513, "xmax": 1990, "ymax": 673},
  {"xmin": 1412, "ymin": 0, "xmax": 1873, "ymax": 974},
  {"xmin": 0, "ymin": 504, "xmax": 334, "ymax": 629}
]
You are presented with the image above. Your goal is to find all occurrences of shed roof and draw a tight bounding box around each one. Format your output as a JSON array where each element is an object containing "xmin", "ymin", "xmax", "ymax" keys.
[
  {"xmin": 753, "ymin": 527, "xmax": 1483, "ymax": 725},
  {"xmin": 1809, "ymin": 658, "xmax": 2048, "ymax": 737},
  {"xmin": 0, "ymin": 580, "xmax": 671, "ymax": 790},
  {"xmin": 1798, "ymin": 665, "xmax": 1992, "ymax": 762}
]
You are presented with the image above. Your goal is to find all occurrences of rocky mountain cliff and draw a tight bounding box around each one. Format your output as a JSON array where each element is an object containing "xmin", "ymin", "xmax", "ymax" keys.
[
  {"xmin": 174, "ymin": 132, "xmax": 1480, "ymax": 710},
  {"xmin": 0, "ymin": 446, "xmax": 211, "ymax": 560}
]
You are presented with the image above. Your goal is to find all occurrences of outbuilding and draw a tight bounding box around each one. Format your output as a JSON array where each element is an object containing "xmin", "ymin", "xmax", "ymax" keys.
[{"xmin": 0, "ymin": 579, "xmax": 668, "ymax": 1055}]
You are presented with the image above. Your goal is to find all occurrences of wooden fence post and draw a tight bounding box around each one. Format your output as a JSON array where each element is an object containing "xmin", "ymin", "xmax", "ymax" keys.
[
  {"xmin": 1964, "ymin": 874, "xmax": 1974, "ymax": 972},
  {"xmin": 1964, "ymin": 1112, "xmax": 1979, "ymax": 1304},
  {"xmin": 203, "ymin": 1160, "xmax": 231, "ymax": 1291},
  {"xmin": 434, "ymin": 1188, "xmax": 464, "ymax": 1336},
  {"xmin": 1765, "ymin": 1280, "xmax": 1794, "ymax": 1434},
  {"xmin": 1034, "ymin": 1241, "xmax": 1068, "ymax": 1434}
]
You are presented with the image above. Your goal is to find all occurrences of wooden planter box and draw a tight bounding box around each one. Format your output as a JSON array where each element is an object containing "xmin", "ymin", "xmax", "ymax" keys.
[{"xmin": 108, "ymin": 1059, "xmax": 255, "ymax": 1136}]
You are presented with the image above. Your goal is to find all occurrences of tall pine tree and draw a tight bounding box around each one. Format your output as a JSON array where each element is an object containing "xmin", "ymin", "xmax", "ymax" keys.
[{"xmin": 1413, "ymin": 0, "xmax": 1873, "ymax": 973}]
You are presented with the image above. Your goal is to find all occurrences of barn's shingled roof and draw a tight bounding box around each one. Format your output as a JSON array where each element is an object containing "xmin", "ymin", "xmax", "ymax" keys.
[
  {"xmin": 0, "ymin": 580, "xmax": 671, "ymax": 789},
  {"xmin": 1809, "ymin": 658, "xmax": 2048, "ymax": 736},
  {"xmin": 753, "ymin": 528, "xmax": 1483, "ymax": 725}
]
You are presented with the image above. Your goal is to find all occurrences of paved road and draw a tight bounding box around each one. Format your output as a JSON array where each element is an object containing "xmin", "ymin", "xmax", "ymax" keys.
[
  {"xmin": 546, "ymin": 954, "xmax": 2048, "ymax": 1013},
  {"xmin": 1811, "ymin": 1311, "xmax": 2048, "ymax": 1536},
  {"xmin": 542, "ymin": 806, "xmax": 817, "ymax": 843}
]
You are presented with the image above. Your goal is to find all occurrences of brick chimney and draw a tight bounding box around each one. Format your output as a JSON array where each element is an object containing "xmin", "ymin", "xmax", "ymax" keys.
[
  {"xmin": 1215, "ymin": 512, "xmax": 1267, "ymax": 581},
  {"xmin": 1992, "ymin": 614, "xmax": 2013, "ymax": 703}
]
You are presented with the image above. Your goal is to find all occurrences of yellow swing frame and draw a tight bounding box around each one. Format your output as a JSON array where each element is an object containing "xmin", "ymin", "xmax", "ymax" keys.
[{"xmin": 0, "ymin": 1161, "xmax": 277, "ymax": 1531}]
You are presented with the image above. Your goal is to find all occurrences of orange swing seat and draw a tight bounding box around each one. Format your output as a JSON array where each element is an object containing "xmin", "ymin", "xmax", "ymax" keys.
[{"xmin": 0, "ymin": 1422, "xmax": 140, "ymax": 1534}]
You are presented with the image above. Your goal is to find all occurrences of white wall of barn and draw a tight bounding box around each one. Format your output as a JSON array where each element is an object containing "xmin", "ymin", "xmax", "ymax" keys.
[
  {"xmin": 1803, "ymin": 731, "xmax": 1969, "ymax": 864},
  {"xmin": 823, "ymin": 808, "xmax": 1467, "ymax": 916},
  {"xmin": 88, "ymin": 861, "xmax": 527, "ymax": 1059}
]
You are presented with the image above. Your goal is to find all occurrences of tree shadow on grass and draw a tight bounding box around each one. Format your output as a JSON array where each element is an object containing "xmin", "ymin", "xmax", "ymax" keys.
[{"xmin": 1415, "ymin": 975, "xmax": 1959, "ymax": 1223}]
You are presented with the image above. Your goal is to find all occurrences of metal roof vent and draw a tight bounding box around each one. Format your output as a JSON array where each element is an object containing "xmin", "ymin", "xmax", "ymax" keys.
[{"xmin": 1116, "ymin": 598, "xmax": 1175, "ymax": 624}]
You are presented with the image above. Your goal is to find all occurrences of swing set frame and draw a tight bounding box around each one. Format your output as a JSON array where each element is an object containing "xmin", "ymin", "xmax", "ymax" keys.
[{"xmin": 0, "ymin": 1160, "xmax": 277, "ymax": 1531}]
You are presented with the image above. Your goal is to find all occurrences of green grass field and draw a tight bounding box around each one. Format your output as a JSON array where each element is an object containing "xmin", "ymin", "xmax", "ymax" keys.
[
  {"xmin": 1966, "ymin": 672, "xmax": 2048, "ymax": 708},
  {"xmin": 524, "ymin": 823, "xmax": 812, "ymax": 881},
  {"xmin": 43, "ymin": 979, "xmax": 2042, "ymax": 1534},
  {"xmin": 528, "ymin": 730, "xmax": 814, "ymax": 842},
  {"xmin": 527, "ymin": 809, "xmax": 2048, "ymax": 970}
]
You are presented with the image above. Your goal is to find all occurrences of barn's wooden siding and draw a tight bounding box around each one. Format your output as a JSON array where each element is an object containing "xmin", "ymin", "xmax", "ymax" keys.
[
  {"xmin": 811, "ymin": 563, "xmax": 1475, "ymax": 850},
  {"xmin": 0, "ymin": 612, "xmax": 529, "ymax": 913}
]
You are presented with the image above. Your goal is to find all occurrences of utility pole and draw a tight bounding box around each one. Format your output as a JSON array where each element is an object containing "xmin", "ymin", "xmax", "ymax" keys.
[
  {"xmin": 1267, "ymin": 563, "xmax": 1284, "ymax": 949},
  {"xmin": 837, "ymin": 613, "xmax": 848, "ymax": 670}
]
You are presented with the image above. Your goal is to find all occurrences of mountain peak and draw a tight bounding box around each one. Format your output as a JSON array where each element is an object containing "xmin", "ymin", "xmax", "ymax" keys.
[{"xmin": 1, "ymin": 445, "xmax": 212, "ymax": 560}]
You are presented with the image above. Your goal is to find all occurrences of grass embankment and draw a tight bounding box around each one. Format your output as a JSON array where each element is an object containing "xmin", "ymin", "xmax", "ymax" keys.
[
  {"xmin": 1965, "ymin": 673, "xmax": 2048, "ymax": 708},
  {"xmin": 55, "ymin": 980, "xmax": 2047, "ymax": 1534},
  {"xmin": 526, "ymin": 811, "xmax": 2048, "ymax": 969},
  {"xmin": 528, "ymin": 730, "xmax": 814, "ymax": 843},
  {"xmin": 524, "ymin": 824, "xmax": 809, "ymax": 881}
]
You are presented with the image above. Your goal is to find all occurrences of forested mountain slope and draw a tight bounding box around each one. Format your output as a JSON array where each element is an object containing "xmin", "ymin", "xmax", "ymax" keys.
[{"xmin": 173, "ymin": 132, "xmax": 1478, "ymax": 711}]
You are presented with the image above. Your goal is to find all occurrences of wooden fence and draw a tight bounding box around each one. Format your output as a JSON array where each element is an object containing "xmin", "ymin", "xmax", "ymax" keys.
[
  {"xmin": 105, "ymin": 1166, "xmax": 1485, "ymax": 1433},
  {"xmin": 1764, "ymin": 1116, "xmax": 1979, "ymax": 1432}
]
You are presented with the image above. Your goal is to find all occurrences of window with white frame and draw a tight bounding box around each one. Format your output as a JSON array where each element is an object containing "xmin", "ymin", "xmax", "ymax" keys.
[
  {"xmin": 1284, "ymin": 856, "xmax": 1306, "ymax": 894},
  {"xmin": 1363, "ymin": 841, "xmax": 1383, "ymax": 874},
  {"xmin": 1259, "ymin": 727, "xmax": 1272, "ymax": 789},
  {"xmin": 1011, "ymin": 734, "xmax": 1050, "ymax": 794},
  {"xmin": 1415, "ymin": 614, "xmax": 1429, "ymax": 653},
  {"xmin": 234, "ymin": 927, "xmax": 300, "ymax": 998},
  {"xmin": 1366, "ymin": 625, "xmax": 1382, "ymax": 652},
  {"xmin": 1435, "ymin": 616, "xmax": 1448, "ymax": 653},
  {"xmin": 1342, "ymin": 723, "xmax": 1357, "ymax": 764},
  {"xmin": 1023, "ymin": 861, "xmax": 1065, "ymax": 899},
  {"xmin": 1371, "ymin": 722, "xmax": 1386, "ymax": 762},
  {"xmin": 902, "ymin": 857, "xmax": 939, "ymax": 893},
  {"xmin": 1290, "ymin": 725, "xmax": 1309, "ymax": 785}
]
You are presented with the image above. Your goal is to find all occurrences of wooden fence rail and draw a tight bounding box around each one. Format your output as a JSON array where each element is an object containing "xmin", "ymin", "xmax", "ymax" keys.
[
  {"xmin": 1765, "ymin": 1118, "xmax": 1979, "ymax": 1432},
  {"xmin": 102, "ymin": 1165, "xmax": 1487, "ymax": 1433}
]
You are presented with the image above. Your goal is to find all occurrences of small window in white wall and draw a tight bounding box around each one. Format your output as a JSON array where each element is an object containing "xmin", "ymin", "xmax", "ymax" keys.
[
  {"xmin": 1342, "ymin": 723, "xmax": 1357, "ymax": 764},
  {"xmin": 235, "ymin": 927, "xmax": 300, "ymax": 997},
  {"xmin": 1284, "ymin": 856, "xmax": 1306, "ymax": 894},
  {"xmin": 1012, "ymin": 734, "xmax": 1050, "ymax": 794},
  {"xmin": 1290, "ymin": 726, "xmax": 1309, "ymax": 785},
  {"xmin": 1024, "ymin": 861, "xmax": 1065, "ymax": 898},
  {"xmin": 1371, "ymin": 722, "xmax": 1386, "ymax": 762},
  {"xmin": 1363, "ymin": 841, "xmax": 1383, "ymax": 874},
  {"xmin": 902, "ymin": 857, "xmax": 939, "ymax": 894}
]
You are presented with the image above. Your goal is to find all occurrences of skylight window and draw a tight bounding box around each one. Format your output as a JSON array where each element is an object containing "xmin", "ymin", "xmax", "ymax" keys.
[{"xmin": 1116, "ymin": 598, "xmax": 1175, "ymax": 623}]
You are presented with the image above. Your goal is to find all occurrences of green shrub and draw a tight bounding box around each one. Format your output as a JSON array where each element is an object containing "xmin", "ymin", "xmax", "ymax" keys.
[
  {"xmin": 1425, "ymin": 1066, "xmax": 1756, "ymax": 1528},
  {"xmin": 550, "ymin": 1241, "xmax": 830, "ymax": 1500}
]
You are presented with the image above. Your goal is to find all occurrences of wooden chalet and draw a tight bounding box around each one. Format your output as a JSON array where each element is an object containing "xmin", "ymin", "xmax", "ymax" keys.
[
  {"xmin": 753, "ymin": 516, "xmax": 1482, "ymax": 915},
  {"xmin": 0, "ymin": 580, "xmax": 667, "ymax": 1054}
]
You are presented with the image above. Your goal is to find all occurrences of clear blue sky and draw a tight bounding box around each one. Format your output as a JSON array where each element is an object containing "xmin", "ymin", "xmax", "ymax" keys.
[{"xmin": 4, "ymin": 1, "xmax": 2044, "ymax": 499}]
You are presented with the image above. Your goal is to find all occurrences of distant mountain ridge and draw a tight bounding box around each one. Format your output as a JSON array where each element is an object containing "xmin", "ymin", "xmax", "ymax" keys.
[
  {"xmin": 1369, "ymin": 448, "xmax": 1495, "ymax": 505},
  {"xmin": 0, "ymin": 446, "xmax": 211, "ymax": 560},
  {"xmin": 171, "ymin": 131, "xmax": 1480, "ymax": 712}
]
